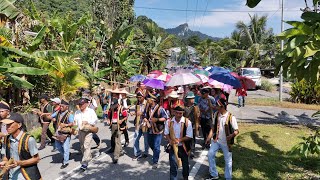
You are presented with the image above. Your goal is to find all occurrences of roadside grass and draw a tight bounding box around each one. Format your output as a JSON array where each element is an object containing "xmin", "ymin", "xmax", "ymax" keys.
[
  {"xmin": 29, "ymin": 124, "xmax": 55, "ymax": 143},
  {"xmin": 214, "ymin": 124, "xmax": 319, "ymax": 179},
  {"xmin": 246, "ymin": 97, "xmax": 320, "ymax": 110}
]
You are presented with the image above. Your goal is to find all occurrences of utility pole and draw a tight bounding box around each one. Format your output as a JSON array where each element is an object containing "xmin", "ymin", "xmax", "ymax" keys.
[{"xmin": 279, "ymin": 0, "xmax": 284, "ymax": 101}]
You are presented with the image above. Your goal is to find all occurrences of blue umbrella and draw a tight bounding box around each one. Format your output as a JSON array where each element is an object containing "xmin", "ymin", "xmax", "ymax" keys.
[
  {"xmin": 209, "ymin": 72, "xmax": 241, "ymax": 88},
  {"xmin": 129, "ymin": 74, "xmax": 146, "ymax": 82},
  {"xmin": 206, "ymin": 66, "xmax": 230, "ymax": 74}
]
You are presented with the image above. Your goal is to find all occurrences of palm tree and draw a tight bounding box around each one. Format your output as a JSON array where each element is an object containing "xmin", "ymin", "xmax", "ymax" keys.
[
  {"xmin": 230, "ymin": 14, "xmax": 274, "ymax": 67},
  {"xmin": 135, "ymin": 21, "xmax": 174, "ymax": 74}
]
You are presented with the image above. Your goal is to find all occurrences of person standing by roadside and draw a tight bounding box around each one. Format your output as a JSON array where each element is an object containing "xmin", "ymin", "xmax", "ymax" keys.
[
  {"xmin": 74, "ymin": 98, "xmax": 98, "ymax": 172},
  {"xmin": 37, "ymin": 94, "xmax": 55, "ymax": 150},
  {"xmin": 0, "ymin": 113, "xmax": 42, "ymax": 180},
  {"xmin": 198, "ymin": 88, "xmax": 216, "ymax": 149},
  {"xmin": 99, "ymin": 88, "xmax": 110, "ymax": 122},
  {"xmin": 132, "ymin": 92, "xmax": 149, "ymax": 160},
  {"xmin": 236, "ymin": 80, "xmax": 247, "ymax": 108},
  {"xmin": 50, "ymin": 97, "xmax": 61, "ymax": 152},
  {"xmin": 164, "ymin": 106, "xmax": 193, "ymax": 180},
  {"xmin": 184, "ymin": 92, "xmax": 200, "ymax": 158},
  {"xmin": 51, "ymin": 100, "xmax": 74, "ymax": 169},
  {"xmin": 206, "ymin": 98, "xmax": 239, "ymax": 180},
  {"xmin": 143, "ymin": 93, "xmax": 169, "ymax": 169}
]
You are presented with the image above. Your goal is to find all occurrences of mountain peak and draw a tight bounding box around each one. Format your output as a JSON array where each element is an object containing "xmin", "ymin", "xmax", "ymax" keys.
[{"xmin": 165, "ymin": 23, "xmax": 220, "ymax": 41}]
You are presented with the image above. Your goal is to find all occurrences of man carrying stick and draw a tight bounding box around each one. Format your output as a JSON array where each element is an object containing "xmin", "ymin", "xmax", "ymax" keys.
[{"xmin": 164, "ymin": 106, "xmax": 193, "ymax": 180}]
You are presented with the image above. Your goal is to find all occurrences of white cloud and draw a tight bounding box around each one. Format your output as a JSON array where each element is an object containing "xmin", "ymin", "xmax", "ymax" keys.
[{"xmin": 190, "ymin": 0, "xmax": 304, "ymax": 29}]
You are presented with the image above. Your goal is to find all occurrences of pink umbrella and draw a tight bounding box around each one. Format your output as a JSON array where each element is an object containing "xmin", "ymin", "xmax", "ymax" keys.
[
  {"xmin": 156, "ymin": 73, "xmax": 172, "ymax": 82},
  {"xmin": 195, "ymin": 74, "xmax": 209, "ymax": 83},
  {"xmin": 147, "ymin": 70, "xmax": 163, "ymax": 78}
]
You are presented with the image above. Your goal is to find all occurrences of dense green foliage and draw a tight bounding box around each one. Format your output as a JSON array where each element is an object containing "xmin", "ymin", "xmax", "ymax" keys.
[
  {"xmin": 290, "ymin": 79, "xmax": 320, "ymax": 104},
  {"xmin": 260, "ymin": 79, "xmax": 274, "ymax": 92}
]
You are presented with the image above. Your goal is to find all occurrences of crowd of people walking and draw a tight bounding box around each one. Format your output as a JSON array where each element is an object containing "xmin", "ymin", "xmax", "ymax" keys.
[{"xmin": 0, "ymin": 77, "xmax": 245, "ymax": 179}]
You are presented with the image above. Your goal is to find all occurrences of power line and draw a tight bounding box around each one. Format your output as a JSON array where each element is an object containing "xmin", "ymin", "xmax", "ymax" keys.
[
  {"xmin": 199, "ymin": 0, "xmax": 210, "ymax": 31},
  {"xmin": 193, "ymin": 0, "xmax": 199, "ymax": 29},
  {"xmin": 134, "ymin": 6, "xmax": 300, "ymax": 13}
]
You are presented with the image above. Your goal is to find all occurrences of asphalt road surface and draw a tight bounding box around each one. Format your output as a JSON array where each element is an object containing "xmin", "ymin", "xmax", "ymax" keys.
[{"xmin": 38, "ymin": 114, "xmax": 212, "ymax": 180}]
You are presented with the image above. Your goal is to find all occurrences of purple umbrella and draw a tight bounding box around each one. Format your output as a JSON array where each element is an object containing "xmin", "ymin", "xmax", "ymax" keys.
[{"xmin": 142, "ymin": 78, "xmax": 165, "ymax": 90}]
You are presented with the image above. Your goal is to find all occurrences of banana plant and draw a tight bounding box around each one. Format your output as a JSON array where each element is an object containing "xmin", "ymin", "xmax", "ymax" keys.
[
  {"xmin": 0, "ymin": 0, "xmax": 20, "ymax": 27},
  {"xmin": 0, "ymin": 36, "xmax": 48, "ymax": 89}
]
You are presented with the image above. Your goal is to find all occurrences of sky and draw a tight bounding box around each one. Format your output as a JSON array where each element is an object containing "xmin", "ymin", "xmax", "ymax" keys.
[{"xmin": 134, "ymin": 0, "xmax": 307, "ymax": 38}]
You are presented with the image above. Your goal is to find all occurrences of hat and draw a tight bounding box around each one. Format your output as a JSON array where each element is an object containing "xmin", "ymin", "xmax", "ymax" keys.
[
  {"xmin": 60, "ymin": 99, "xmax": 69, "ymax": 106},
  {"xmin": 186, "ymin": 92, "xmax": 195, "ymax": 99},
  {"xmin": 120, "ymin": 88, "xmax": 129, "ymax": 94},
  {"xmin": 200, "ymin": 88, "xmax": 210, "ymax": 94},
  {"xmin": 217, "ymin": 98, "xmax": 228, "ymax": 109},
  {"xmin": 177, "ymin": 87, "xmax": 184, "ymax": 94},
  {"xmin": 174, "ymin": 105, "xmax": 185, "ymax": 112},
  {"xmin": 38, "ymin": 94, "xmax": 49, "ymax": 100},
  {"xmin": 1, "ymin": 112, "xmax": 24, "ymax": 125},
  {"xmin": 111, "ymin": 88, "xmax": 123, "ymax": 94},
  {"xmin": 50, "ymin": 97, "xmax": 61, "ymax": 104},
  {"xmin": 168, "ymin": 91, "xmax": 179, "ymax": 98},
  {"xmin": 0, "ymin": 101, "xmax": 10, "ymax": 110},
  {"xmin": 78, "ymin": 98, "xmax": 89, "ymax": 105}
]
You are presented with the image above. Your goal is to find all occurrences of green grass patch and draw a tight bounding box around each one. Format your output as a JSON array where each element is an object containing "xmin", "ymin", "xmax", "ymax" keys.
[
  {"xmin": 215, "ymin": 124, "xmax": 319, "ymax": 179},
  {"xmin": 261, "ymin": 79, "xmax": 275, "ymax": 92},
  {"xmin": 28, "ymin": 124, "xmax": 55, "ymax": 143},
  {"xmin": 246, "ymin": 98, "xmax": 320, "ymax": 110}
]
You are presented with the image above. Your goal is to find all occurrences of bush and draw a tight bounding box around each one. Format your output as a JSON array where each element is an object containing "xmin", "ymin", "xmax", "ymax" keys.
[
  {"xmin": 290, "ymin": 79, "xmax": 320, "ymax": 104},
  {"xmin": 261, "ymin": 79, "xmax": 275, "ymax": 92}
]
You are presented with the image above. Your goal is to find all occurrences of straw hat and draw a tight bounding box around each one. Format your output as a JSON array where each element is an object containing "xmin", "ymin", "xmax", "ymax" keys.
[{"xmin": 111, "ymin": 88, "xmax": 123, "ymax": 94}]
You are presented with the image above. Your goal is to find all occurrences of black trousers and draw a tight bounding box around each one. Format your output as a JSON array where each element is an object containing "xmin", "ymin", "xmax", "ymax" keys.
[
  {"xmin": 169, "ymin": 146, "xmax": 189, "ymax": 179},
  {"xmin": 123, "ymin": 129, "xmax": 129, "ymax": 142},
  {"xmin": 92, "ymin": 133, "xmax": 100, "ymax": 145},
  {"xmin": 200, "ymin": 117, "xmax": 212, "ymax": 144}
]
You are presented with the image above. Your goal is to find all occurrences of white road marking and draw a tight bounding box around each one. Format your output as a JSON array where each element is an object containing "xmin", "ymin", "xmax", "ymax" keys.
[
  {"xmin": 55, "ymin": 133, "xmax": 135, "ymax": 180},
  {"xmin": 188, "ymin": 149, "xmax": 208, "ymax": 180}
]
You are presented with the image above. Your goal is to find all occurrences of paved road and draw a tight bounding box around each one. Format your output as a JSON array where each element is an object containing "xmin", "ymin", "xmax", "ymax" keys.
[{"xmin": 37, "ymin": 90, "xmax": 318, "ymax": 180}]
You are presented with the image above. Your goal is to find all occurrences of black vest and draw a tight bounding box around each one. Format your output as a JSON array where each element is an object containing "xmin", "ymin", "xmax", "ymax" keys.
[
  {"xmin": 5, "ymin": 133, "xmax": 42, "ymax": 180},
  {"xmin": 212, "ymin": 112, "xmax": 235, "ymax": 145},
  {"xmin": 146, "ymin": 105, "xmax": 165, "ymax": 133}
]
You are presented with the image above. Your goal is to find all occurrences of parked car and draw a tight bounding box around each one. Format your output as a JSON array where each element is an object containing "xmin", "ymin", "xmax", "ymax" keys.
[{"xmin": 239, "ymin": 67, "xmax": 262, "ymax": 89}]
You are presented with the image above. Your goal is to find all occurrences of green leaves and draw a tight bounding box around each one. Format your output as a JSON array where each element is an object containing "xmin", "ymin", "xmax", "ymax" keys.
[
  {"xmin": 276, "ymin": 14, "xmax": 320, "ymax": 84},
  {"xmin": 0, "ymin": 0, "xmax": 20, "ymax": 20},
  {"xmin": 246, "ymin": 0, "xmax": 262, "ymax": 8},
  {"xmin": 5, "ymin": 67, "xmax": 47, "ymax": 75},
  {"xmin": 8, "ymin": 75, "xmax": 34, "ymax": 89}
]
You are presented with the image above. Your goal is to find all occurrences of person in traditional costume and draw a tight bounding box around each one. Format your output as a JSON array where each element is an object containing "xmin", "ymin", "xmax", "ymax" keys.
[
  {"xmin": 164, "ymin": 105, "xmax": 193, "ymax": 180},
  {"xmin": 37, "ymin": 94, "xmax": 55, "ymax": 150},
  {"xmin": 143, "ymin": 93, "xmax": 169, "ymax": 169},
  {"xmin": 51, "ymin": 99, "xmax": 74, "ymax": 169},
  {"xmin": 0, "ymin": 113, "xmax": 42, "ymax": 180},
  {"xmin": 106, "ymin": 89, "xmax": 128, "ymax": 164},
  {"xmin": 205, "ymin": 98, "xmax": 239, "ymax": 180},
  {"xmin": 132, "ymin": 92, "xmax": 149, "ymax": 160},
  {"xmin": 183, "ymin": 92, "xmax": 200, "ymax": 158}
]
